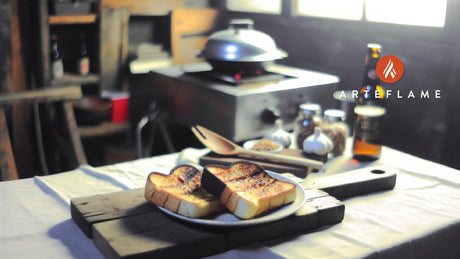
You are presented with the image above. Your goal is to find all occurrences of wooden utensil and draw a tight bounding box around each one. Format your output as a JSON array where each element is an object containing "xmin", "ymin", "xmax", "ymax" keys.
[{"xmin": 191, "ymin": 125, "xmax": 323, "ymax": 170}]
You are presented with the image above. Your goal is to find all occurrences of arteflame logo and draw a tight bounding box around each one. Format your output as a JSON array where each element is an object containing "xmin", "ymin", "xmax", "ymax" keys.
[
  {"xmin": 376, "ymin": 55, "xmax": 404, "ymax": 83},
  {"xmin": 383, "ymin": 60, "xmax": 396, "ymax": 79},
  {"xmin": 335, "ymin": 53, "xmax": 441, "ymax": 101}
]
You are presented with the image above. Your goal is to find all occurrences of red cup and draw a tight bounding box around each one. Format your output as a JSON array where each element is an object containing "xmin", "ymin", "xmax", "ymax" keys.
[
  {"xmin": 102, "ymin": 91, "xmax": 129, "ymax": 123},
  {"xmin": 112, "ymin": 97, "xmax": 129, "ymax": 123}
]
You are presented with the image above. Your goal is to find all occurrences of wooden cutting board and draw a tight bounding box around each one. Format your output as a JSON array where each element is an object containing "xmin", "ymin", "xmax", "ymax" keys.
[{"xmin": 71, "ymin": 166, "xmax": 397, "ymax": 259}]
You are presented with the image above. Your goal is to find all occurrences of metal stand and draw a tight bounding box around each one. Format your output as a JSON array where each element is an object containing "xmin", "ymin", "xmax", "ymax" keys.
[{"xmin": 135, "ymin": 102, "xmax": 175, "ymax": 158}]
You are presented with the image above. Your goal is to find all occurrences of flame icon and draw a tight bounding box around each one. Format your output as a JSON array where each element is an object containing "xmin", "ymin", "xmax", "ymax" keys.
[
  {"xmin": 383, "ymin": 59, "xmax": 397, "ymax": 79},
  {"xmin": 377, "ymin": 55, "xmax": 404, "ymax": 83}
]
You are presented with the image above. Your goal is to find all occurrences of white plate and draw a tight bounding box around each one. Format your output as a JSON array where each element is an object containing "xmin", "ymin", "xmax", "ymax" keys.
[
  {"xmin": 243, "ymin": 139, "xmax": 283, "ymax": 153},
  {"xmin": 156, "ymin": 172, "xmax": 306, "ymax": 227}
]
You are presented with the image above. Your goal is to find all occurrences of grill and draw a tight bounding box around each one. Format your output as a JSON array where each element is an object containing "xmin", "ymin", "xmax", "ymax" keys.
[{"xmin": 130, "ymin": 62, "xmax": 340, "ymax": 143}]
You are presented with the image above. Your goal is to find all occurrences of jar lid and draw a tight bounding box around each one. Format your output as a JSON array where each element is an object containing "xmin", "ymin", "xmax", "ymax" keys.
[
  {"xmin": 299, "ymin": 103, "xmax": 321, "ymax": 116},
  {"xmin": 324, "ymin": 109, "xmax": 346, "ymax": 123}
]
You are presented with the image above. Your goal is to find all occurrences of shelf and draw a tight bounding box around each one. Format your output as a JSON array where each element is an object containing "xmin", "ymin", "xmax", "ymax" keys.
[
  {"xmin": 52, "ymin": 73, "xmax": 100, "ymax": 86},
  {"xmin": 100, "ymin": 0, "xmax": 185, "ymax": 16},
  {"xmin": 79, "ymin": 122, "xmax": 129, "ymax": 138},
  {"xmin": 49, "ymin": 14, "xmax": 98, "ymax": 25}
]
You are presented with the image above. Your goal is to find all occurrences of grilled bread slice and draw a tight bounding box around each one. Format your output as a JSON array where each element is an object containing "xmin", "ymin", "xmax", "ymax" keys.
[
  {"xmin": 145, "ymin": 165, "xmax": 223, "ymax": 218},
  {"xmin": 202, "ymin": 161, "xmax": 297, "ymax": 219}
]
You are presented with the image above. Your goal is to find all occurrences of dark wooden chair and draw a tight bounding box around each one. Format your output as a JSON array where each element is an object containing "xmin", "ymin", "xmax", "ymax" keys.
[{"xmin": 0, "ymin": 86, "xmax": 87, "ymax": 181}]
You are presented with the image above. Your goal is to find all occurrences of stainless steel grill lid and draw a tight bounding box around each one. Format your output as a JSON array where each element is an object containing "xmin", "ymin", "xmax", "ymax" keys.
[{"xmin": 198, "ymin": 19, "xmax": 288, "ymax": 63}]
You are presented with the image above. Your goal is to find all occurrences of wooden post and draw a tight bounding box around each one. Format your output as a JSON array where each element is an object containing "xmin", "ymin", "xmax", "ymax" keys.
[
  {"xmin": 37, "ymin": 0, "xmax": 51, "ymax": 86},
  {"xmin": 99, "ymin": 7, "xmax": 130, "ymax": 91},
  {"xmin": 0, "ymin": 0, "xmax": 13, "ymax": 93},
  {"xmin": 0, "ymin": 108, "xmax": 19, "ymax": 181},
  {"xmin": 63, "ymin": 102, "xmax": 87, "ymax": 165}
]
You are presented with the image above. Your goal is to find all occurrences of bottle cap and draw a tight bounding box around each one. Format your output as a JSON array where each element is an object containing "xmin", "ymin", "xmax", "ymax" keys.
[
  {"xmin": 299, "ymin": 103, "xmax": 321, "ymax": 116},
  {"xmin": 324, "ymin": 109, "xmax": 346, "ymax": 123},
  {"xmin": 367, "ymin": 43, "xmax": 382, "ymax": 50}
]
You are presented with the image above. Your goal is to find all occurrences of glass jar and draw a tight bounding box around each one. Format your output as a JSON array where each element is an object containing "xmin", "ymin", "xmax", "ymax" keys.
[
  {"xmin": 294, "ymin": 103, "xmax": 322, "ymax": 149},
  {"xmin": 321, "ymin": 109, "xmax": 348, "ymax": 156},
  {"xmin": 352, "ymin": 105, "xmax": 386, "ymax": 160}
]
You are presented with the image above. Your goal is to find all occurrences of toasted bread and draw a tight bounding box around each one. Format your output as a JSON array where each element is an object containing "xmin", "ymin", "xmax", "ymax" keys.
[
  {"xmin": 202, "ymin": 161, "xmax": 297, "ymax": 219},
  {"xmin": 144, "ymin": 165, "xmax": 223, "ymax": 218}
]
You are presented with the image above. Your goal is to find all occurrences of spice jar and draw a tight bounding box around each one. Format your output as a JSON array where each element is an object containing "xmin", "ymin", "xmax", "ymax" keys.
[
  {"xmin": 293, "ymin": 103, "xmax": 322, "ymax": 149},
  {"xmin": 321, "ymin": 109, "xmax": 348, "ymax": 156}
]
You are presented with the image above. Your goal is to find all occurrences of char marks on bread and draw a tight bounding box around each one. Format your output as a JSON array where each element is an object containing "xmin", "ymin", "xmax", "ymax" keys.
[
  {"xmin": 202, "ymin": 161, "xmax": 297, "ymax": 219},
  {"xmin": 144, "ymin": 165, "xmax": 223, "ymax": 218}
]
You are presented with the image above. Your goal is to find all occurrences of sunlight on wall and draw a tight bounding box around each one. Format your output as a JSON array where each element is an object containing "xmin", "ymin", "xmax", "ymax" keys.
[
  {"xmin": 365, "ymin": 0, "xmax": 447, "ymax": 27},
  {"xmin": 227, "ymin": 0, "xmax": 447, "ymax": 28},
  {"xmin": 296, "ymin": 0, "xmax": 364, "ymax": 20},
  {"xmin": 226, "ymin": 0, "xmax": 282, "ymax": 14}
]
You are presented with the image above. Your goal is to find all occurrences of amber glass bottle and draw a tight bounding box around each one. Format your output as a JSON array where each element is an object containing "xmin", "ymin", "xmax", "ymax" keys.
[
  {"xmin": 352, "ymin": 44, "xmax": 386, "ymax": 160},
  {"xmin": 77, "ymin": 32, "xmax": 90, "ymax": 75}
]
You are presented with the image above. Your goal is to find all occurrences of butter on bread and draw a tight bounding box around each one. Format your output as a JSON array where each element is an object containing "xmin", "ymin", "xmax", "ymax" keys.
[
  {"xmin": 145, "ymin": 165, "xmax": 223, "ymax": 218},
  {"xmin": 202, "ymin": 161, "xmax": 297, "ymax": 219}
]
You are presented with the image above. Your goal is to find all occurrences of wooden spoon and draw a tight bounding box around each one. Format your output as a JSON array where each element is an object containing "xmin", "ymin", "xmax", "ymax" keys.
[{"xmin": 191, "ymin": 125, "xmax": 323, "ymax": 170}]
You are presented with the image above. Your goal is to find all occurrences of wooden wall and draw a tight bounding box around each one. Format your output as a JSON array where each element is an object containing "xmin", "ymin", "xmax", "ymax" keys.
[{"xmin": 214, "ymin": 2, "xmax": 460, "ymax": 169}]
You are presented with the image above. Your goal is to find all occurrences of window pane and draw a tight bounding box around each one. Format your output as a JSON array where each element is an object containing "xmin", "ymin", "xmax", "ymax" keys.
[
  {"xmin": 296, "ymin": 0, "xmax": 364, "ymax": 20},
  {"xmin": 226, "ymin": 0, "xmax": 282, "ymax": 14},
  {"xmin": 365, "ymin": 0, "xmax": 447, "ymax": 27}
]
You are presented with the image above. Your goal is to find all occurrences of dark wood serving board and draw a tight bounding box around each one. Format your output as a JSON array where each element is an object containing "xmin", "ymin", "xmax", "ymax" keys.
[{"xmin": 71, "ymin": 166, "xmax": 397, "ymax": 259}]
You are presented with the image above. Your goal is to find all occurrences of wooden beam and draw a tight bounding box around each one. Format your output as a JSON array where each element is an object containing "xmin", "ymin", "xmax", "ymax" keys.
[
  {"xmin": 79, "ymin": 122, "xmax": 129, "ymax": 138},
  {"xmin": 38, "ymin": 0, "xmax": 51, "ymax": 86},
  {"xmin": 0, "ymin": 86, "xmax": 82, "ymax": 105},
  {"xmin": 99, "ymin": 7, "xmax": 129, "ymax": 90},
  {"xmin": 0, "ymin": 0, "xmax": 13, "ymax": 93},
  {"xmin": 51, "ymin": 73, "xmax": 100, "ymax": 87},
  {"xmin": 0, "ymin": 108, "xmax": 19, "ymax": 181},
  {"xmin": 100, "ymin": 0, "xmax": 185, "ymax": 16},
  {"xmin": 11, "ymin": 0, "xmax": 38, "ymax": 177},
  {"xmin": 49, "ymin": 14, "xmax": 98, "ymax": 25},
  {"xmin": 63, "ymin": 102, "xmax": 87, "ymax": 165},
  {"xmin": 10, "ymin": 0, "xmax": 26, "ymax": 92}
]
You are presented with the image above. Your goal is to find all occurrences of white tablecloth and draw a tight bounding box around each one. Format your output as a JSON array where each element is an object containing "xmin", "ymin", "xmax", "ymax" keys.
[{"xmin": 1, "ymin": 146, "xmax": 459, "ymax": 259}]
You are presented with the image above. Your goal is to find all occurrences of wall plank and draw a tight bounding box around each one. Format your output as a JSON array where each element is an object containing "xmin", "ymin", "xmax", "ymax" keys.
[
  {"xmin": 100, "ymin": 0, "xmax": 184, "ymax": 16},
  {"xmin": 99, "ymin": 7, "xmax": 129, "ymax": 91}
]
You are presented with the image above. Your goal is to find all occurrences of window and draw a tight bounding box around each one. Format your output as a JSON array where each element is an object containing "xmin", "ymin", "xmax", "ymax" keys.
[
  {"xmin": 227, "ymin": 0, "xmax": 447, "ymax": 28},
  {"xmin": 226, "ymin": 0, "xmax": 282, "ymax": 14},
  {"xmin": 365, "ymin": 0, "xmax": 447, "ymax": 27},
  {"xmin": 296, "ymin": 0, "xmax": 364, "ymax": 21},
  {"xmin": 296, "ymin": 0, "xmax": 447, "ymax": 27}
]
